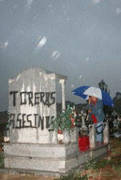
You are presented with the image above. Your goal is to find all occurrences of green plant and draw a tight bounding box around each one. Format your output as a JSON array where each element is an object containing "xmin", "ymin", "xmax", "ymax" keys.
[
  {"xmin": 84, "ymin": 159, "xmax": 97, "ymax": 170},
  {"xmin": 55, "ymin": 171, "xmax": 88, "ymax": 180},
  {"xmin": 84, "ymin": 158, "xmax": 112, "ymax": 170},
  {"xmin": 50, "ymin": 105, "xmax": 74, "ymax": 132}
]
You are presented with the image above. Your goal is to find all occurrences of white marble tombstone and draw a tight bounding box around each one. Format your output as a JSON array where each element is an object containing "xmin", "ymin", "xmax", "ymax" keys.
[
  {"xmin": 4, "ymin": 68, "xmax": 81, "ymax": 174},
  {"xmin": 8, "ymin": 68, "xmax": 56, "ymax": 144}
]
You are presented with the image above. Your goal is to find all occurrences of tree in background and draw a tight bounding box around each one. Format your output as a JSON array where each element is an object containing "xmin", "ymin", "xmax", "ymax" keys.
[
  {"xmin": 113, "ymin": 92, "xmax": 121, "ymax": 117},
  {"xmin": 98, "ymin": 80, "xmax": 121, "ymax": 116},
  {"xmin": 98, "ymin": 80, "xmax": 113, "ymax": 116},
  {"xmin": 98, "ymin": 80, "xmax": 110, "ymax": 94}
]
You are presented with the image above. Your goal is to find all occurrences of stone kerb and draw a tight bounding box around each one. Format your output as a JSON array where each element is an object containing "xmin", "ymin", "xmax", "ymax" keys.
[{"xmin": 8, "ymin": 68, "xmax": 56, "ymax": 144}]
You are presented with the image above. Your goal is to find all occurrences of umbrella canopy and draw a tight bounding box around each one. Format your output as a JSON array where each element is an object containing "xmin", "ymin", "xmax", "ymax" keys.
[{"xmin": 72, "ymin": 86, "xmax": 114, "ymax": 107}]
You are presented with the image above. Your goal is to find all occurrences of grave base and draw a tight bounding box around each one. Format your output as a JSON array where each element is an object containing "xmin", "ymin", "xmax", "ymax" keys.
[{"xmin": 3, "ymin": 142, "xmax": 109, "ymax": 175}]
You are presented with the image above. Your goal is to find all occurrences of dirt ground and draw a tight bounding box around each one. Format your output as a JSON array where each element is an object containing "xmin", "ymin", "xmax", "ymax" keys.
[
  {"xmin": 82, "ymin": 138, "xmax": 121, "ymax": 180},
  {"xmin": 0, "ymin": 138, "xmax": 121, "ymax": 180},
  {"xmin": 0, "ymin": 174, "xmax": 55, "ymax": 180}
]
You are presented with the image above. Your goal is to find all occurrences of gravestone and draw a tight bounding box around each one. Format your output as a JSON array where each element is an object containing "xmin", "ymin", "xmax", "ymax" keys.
[
  {"xmin": 8, "ymin": 68, "xmax": 56, "ymax": 144},
  {"xmin": 4, "ymin": 68, "xmax": 79, "ymax": 174}
]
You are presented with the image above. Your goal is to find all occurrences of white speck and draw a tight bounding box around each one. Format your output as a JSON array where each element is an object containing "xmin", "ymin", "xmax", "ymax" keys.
[
  {"xmin": 33, "ymin": 83, "xmax": 36, "ymax": 92},
  {"xmin": 50, "ymin": 75, "xmax": 55, "ymax": 80},
  {"xmin": 16, "ymin": 74, "xmax": 21, "ymax": 81},
  {"xmin": 85, "ymin": 56, "xmax": 90, "ymax": 62},
  {"xmin": 21, "ymin": 83, "xmax": 25, "ymax": 91},
  {"xmin": 51, "ymin": 51, "xmax": 61, "ymax": 60},
  {"xmin": 116, "ymin": 8, "xmax": 121, "ymax": 15},
  {"xmin": 71, "ymin": 84, "xmax": 74, "ymax": 88},
  {"xmin": 36, "ymin": 36, "xmax": 47, "ymax": 48},
  {"xmin": 4, "ymin": 41, "xmax": 8, "ymax": 48},
  {"xmin": 9, "ymin": 79, "xmax": 15, "ymax": 84},
  {"xmin": 59, "ymin": 79, "xmax": 65, "ymax": 84},
  {"xmin": 39, "ymin": 72, "xmax": 42, "ymax": 76},
  {"xmin": 79, "ymin": 75, "xmax": 83, "ymax": 79},
  {"xmin": 26, "ymin": 0, "xmax": 33, "ymax": 9},
  {"xmin": 92, "ymin": 0, "xmax": 101, "ymax": 4},
  {"xmin": 0, "ymin": 41, "xmax": 8, "ymax": 49},
  {"xmin": 27, "ymin": 85, "xmax": 31, "ymax": 91},
  {"xmin": 44, "ymin": 75, "xmax": 48, "ymax": 81}
]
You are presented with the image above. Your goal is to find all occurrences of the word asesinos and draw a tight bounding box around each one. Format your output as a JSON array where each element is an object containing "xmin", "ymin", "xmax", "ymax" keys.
[{"xmin": 9, "ymin": 113, "xmax": 55, "ymax": 129}]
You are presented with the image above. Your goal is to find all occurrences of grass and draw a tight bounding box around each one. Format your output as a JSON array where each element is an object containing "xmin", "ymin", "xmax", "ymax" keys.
[{"xmin": 55, "ymin": 172, "xmax": 88, "ymax": 180}]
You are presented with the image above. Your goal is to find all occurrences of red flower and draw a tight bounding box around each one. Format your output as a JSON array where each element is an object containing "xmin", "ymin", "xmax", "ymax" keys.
[{"xmin": 58, "ymin": 129, "xmax": 63, "ymax": 134}]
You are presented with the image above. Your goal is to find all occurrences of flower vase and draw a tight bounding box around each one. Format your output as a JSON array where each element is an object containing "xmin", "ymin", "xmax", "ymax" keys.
[
  {"xmin": 51, "ymin": 130, "xmax": 58, "ymax": 144},
  {"xmin": 63, "ymin": 130, "xmax": 70, "ymax": 144}
]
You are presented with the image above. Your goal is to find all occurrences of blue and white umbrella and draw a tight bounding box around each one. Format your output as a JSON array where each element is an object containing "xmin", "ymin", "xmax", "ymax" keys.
[{"xmin": 72, "ymin": 86, "xmax": 114, "ymax": 107}]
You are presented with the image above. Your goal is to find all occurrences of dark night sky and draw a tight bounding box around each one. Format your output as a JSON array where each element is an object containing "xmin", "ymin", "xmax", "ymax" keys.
[{"xmin": 0, "ymin": 0, "xmax": 121, "ymax": 111}]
